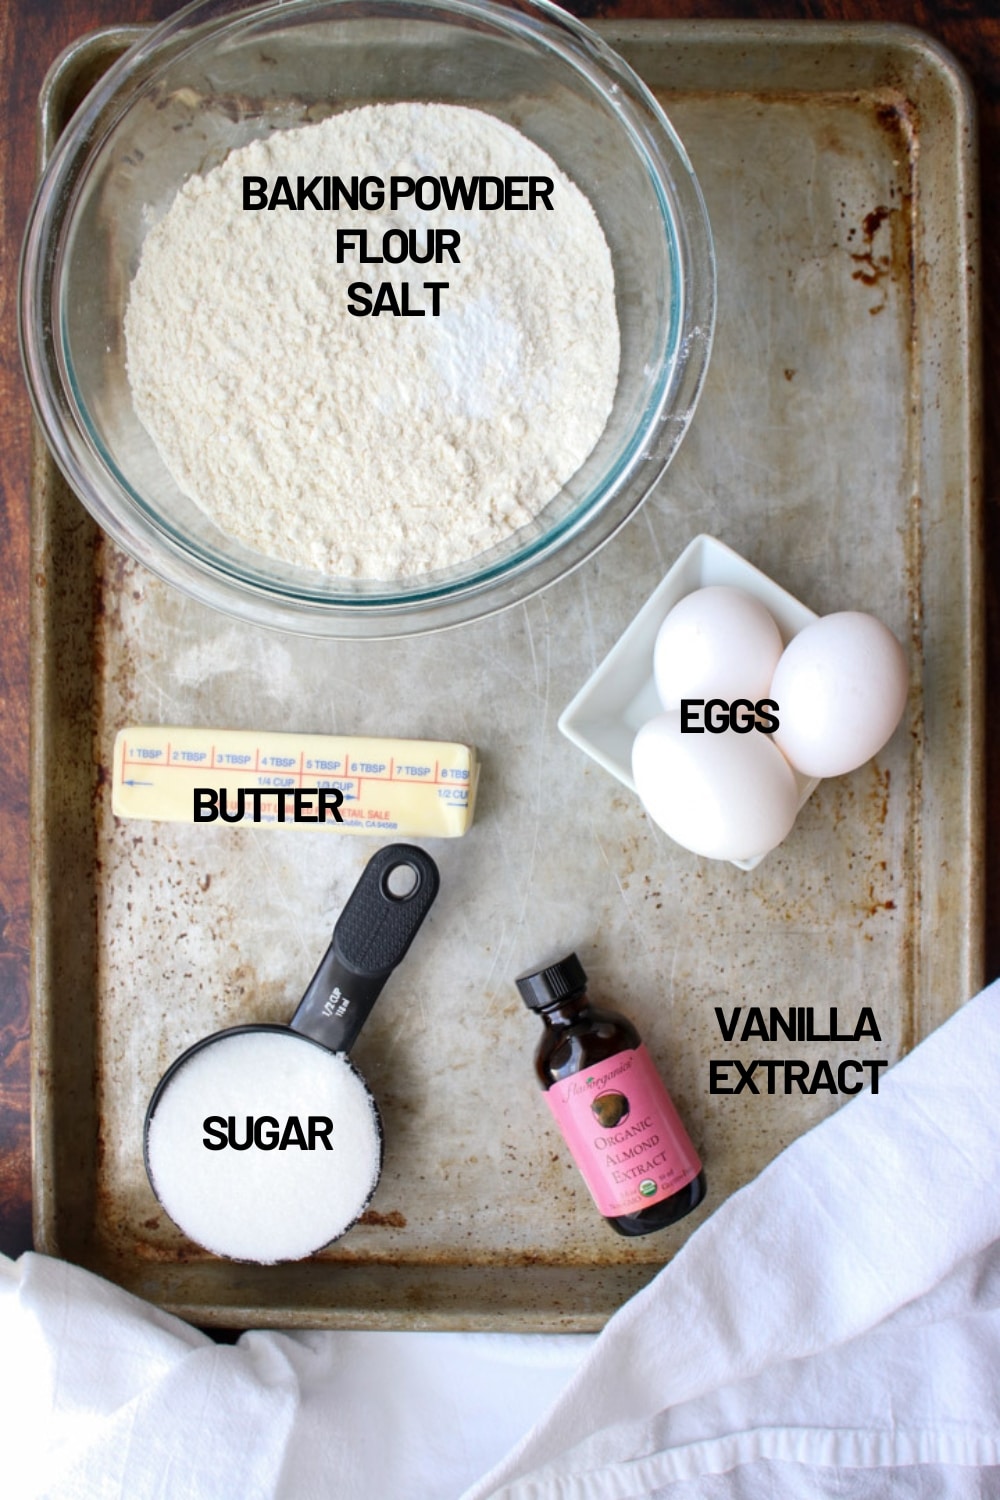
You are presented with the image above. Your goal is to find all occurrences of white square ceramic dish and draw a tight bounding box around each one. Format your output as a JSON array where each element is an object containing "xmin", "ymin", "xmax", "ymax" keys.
[{"xmin": 557, "ymin": 534, "xmax": 821, "ymax": 869}]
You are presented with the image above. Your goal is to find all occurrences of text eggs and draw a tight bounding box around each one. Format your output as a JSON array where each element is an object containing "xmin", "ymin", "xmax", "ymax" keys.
[
  {"xmin": 632, "ymin": 712, "xmax": 799, "ymax": 862},
  {"xmin": 653, "ymin": 585, "xmax": 784, "ymax": 709},
  {"xmin": 772, "ymin": 612, "xmax": 908, "ymax": 778}
]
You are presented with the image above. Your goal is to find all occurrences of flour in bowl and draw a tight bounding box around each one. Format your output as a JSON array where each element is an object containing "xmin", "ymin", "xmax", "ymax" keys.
[{"xmin": 125, "ymin": 102, "xmax": 620, "ymax": 581}]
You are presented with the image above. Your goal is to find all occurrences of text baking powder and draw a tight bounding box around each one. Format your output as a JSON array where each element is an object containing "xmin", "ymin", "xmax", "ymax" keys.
[{"xmin": 125, "ymin": 103, "xmax": 620, "ymax": 580}]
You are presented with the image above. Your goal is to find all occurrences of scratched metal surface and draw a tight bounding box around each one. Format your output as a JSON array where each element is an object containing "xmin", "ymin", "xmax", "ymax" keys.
[{"xmin": 31, "ymin": 23, "xmax": 981, "ymax": 1329}]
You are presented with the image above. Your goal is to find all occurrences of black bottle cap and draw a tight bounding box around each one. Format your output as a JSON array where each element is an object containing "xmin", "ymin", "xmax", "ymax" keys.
[{"xmin": 516, "ymin": 952, "xmax": 587, "ymax": 1010}]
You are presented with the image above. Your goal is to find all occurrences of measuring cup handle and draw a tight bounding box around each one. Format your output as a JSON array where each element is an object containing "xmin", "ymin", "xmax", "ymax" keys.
[{"xmin": 290, "ymin": 844, "xmax": 440, "ymax": 1053}]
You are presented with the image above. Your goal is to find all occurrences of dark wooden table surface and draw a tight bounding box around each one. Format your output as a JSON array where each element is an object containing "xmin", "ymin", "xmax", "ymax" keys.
[{"xmin": 1, "ymin": 0, "xmax": 997, "ymax": 1261}]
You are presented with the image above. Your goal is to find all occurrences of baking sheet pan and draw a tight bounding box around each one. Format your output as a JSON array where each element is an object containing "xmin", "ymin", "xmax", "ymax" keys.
[{"xmin": 30, "ymin": 21, "xmax": 982, "ymax": 1329}]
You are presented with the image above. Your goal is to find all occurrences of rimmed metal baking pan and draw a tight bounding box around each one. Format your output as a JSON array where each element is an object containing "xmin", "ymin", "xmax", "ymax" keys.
[{"xmin": 31, "ymin": 21, "xmax": 981, "ymax": 1329}]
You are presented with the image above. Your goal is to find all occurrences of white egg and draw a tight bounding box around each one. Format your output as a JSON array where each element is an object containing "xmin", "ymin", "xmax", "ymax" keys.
[
  {"xmin": 771, "ymin": 612, "xmax": 908, "ymax": 778},
  {"xmin": 632, "ymin": 711, "xmax": 800, "ymax": 862},
  {"xmin": 654, "ymin": 585, "xmax": 784, "ymax": 711}
]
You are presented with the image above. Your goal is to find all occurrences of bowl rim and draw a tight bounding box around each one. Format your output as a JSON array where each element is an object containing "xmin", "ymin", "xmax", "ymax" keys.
[{"xmin": 20, "ymin": 0, "xmax": 716, "ymax": 638}]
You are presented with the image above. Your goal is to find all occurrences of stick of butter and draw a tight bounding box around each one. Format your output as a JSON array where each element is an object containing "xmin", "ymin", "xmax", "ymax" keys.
[{"xmin": 111, "ymin": 726, "xmax": 478, "ymax": 837}]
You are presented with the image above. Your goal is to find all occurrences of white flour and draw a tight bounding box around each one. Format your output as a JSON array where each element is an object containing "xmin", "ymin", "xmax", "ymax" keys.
[{"xmin": 125, "ymin": 102, "xmax": 620, "ymax": 580}]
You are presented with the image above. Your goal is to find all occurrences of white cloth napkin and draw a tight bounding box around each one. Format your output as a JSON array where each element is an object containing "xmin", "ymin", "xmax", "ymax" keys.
[{"xmin": 3, "ymin": 979, "xmax": 1000, "ymax": 1500}]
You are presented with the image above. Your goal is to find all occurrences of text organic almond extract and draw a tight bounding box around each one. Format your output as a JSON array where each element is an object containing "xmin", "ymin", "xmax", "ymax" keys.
[{"xmin": 518, "ymin": 953, "xmax": 705, "ymax": 1236}]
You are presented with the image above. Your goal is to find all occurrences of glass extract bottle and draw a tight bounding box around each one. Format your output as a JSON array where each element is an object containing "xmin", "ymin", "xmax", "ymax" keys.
[{"xmin": 517, "ymin": 952, "xmax": 705, "ymax": 1236}]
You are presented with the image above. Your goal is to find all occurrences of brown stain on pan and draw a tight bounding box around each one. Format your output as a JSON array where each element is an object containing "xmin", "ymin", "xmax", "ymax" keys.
[
  {"xmin": 359, "ymin": 1208, "xmax": 407, "ymax": 1228},
  {"xmin": 134, "ymin": 1238, "xmax": 212, "ymax": 1264},
  {"xmin": 839, "ymin": 96, "xmax": 917, "ymax": 317},
  {"xmin": 867, "ymin": 763, "xmax": 892, "ymax": 831},
  {"xmin": 897, "ymin": 490, "xmax": 926, "ymax": 1063}
]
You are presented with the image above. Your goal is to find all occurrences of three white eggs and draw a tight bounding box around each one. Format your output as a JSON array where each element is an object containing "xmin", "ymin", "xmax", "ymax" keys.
[{"xmin": 632, "ymin": 585, "xmax": 908, "ymax": 863}]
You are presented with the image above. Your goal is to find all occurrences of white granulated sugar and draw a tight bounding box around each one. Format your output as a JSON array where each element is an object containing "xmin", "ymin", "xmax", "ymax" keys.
[
  {"xmin": 146, "ymin": 1030, "xmax": 381, "ymax": 1263},
  {"xmin": 125, "ymin": 102, "xmax": 620, "ymax": 579}
]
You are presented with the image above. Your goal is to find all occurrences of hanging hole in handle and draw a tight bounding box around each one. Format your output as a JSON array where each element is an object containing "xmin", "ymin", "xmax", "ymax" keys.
[{"xmin": 381, "ymin": 860, "xmax": 421, "ymax": 901}]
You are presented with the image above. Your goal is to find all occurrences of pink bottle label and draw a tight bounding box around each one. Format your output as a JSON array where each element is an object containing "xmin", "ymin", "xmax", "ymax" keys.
[{"xmin": 544, "ymin": 1044, "xmax": 701, "ymax": 1218}]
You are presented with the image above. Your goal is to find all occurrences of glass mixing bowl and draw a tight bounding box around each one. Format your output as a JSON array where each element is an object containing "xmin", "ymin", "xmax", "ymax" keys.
[{"xmin": 20, "ymin": 0, "xmax": 715, "ymax": 637}]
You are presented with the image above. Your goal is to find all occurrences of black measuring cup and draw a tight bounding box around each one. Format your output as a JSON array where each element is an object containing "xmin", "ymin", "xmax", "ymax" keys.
[{"xmin": 144, "ymin": 843, "xmax": 439, "ymax": 1263}]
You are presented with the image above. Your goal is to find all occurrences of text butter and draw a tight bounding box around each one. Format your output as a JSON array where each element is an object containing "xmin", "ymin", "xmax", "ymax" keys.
[{"xmin": 112, "ymin": 726, "xmax": 479, "ymax": 837}]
